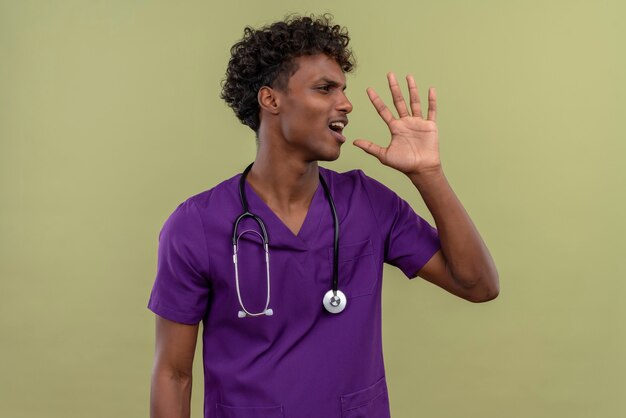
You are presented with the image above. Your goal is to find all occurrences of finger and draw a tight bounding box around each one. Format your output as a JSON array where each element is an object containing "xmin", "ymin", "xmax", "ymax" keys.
[
  {"xmin": 366, "ymin": 87, "xmax": 395, "ymax": 126},
  {"xmin": 387, "ymin": 72, "xmax": 410, "ymax": 118},
  {"xmin": 353, "ymin": 139, "xmax": 387, "ymax": 163},
  {"xmin": 427, "ymin": 87, "xmax": 437, "ymax": 122},
  {"xmin": 406, "ymin": 74, "xmax": 422, "ymax": 118}
]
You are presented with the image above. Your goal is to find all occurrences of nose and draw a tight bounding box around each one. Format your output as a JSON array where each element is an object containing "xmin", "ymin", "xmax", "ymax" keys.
[{"xmin": 337, "ymin": 91, "xmax": 353, "ymax": 114}]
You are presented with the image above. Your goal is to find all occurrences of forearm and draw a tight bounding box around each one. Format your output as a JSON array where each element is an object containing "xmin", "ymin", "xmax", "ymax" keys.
[
  {"xmin": 408, "ymin": 167, "xmax": 499, "ymax": 291},
  {"xmin": 150, "ymin": 370, "xmax": 193, "ymax": 418}
]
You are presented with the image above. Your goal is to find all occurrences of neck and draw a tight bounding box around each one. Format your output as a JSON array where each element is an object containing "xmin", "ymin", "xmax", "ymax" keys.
[{"xmin": 246, "ymin": 147, "xmax": 320, "ymax": 213}]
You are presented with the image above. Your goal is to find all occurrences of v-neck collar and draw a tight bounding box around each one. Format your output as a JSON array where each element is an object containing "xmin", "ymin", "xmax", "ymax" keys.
[{"xmin": 241, "ymin": 173, "xmax": 327, "ymax": 252}]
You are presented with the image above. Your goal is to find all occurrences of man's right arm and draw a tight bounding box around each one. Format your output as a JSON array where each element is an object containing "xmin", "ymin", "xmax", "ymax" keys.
[{"xmin": 150, "ymin": 315, "xmax": 199, "ymax": 418}]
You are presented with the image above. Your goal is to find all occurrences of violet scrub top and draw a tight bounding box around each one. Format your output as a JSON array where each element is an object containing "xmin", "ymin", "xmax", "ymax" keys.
[{"xmin": 147, "ymin": 167, "xmax": 441, "ymax": 418}]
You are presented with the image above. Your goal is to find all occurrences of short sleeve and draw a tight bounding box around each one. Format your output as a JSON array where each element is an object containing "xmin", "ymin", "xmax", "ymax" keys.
[
  {"xmin": 359, "ymin": 171, "xmax": 441, "ymax": 279},
  {"xmin": 147, "ymin": 199, "xmax": 210, "ymax": 324}
]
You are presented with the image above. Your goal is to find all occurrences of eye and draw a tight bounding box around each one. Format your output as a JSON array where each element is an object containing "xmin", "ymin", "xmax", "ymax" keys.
[{"xmin": 317, "ymin": 85, "xmax": 331, "ymax": 92}]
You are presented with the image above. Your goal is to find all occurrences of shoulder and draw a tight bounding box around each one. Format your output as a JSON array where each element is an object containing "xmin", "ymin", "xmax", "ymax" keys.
[
  {"xmin": 160, "ymin": 172, "xmax": 241, "ymax": 234},
  {"xmin": 319, "ymin": 166, "xmax": 387, "ymax": 189},
  {"xmin": 185, "ymin": 172, "xmax": 241, "ymax": 210},
  {"xmin": 319, "ymin": 166, "xmax": 398, "ymax": 200}
]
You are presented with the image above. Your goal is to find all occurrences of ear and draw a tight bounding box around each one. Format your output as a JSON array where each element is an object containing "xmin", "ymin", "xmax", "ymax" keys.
[{"xmin": 258, "ymin": 86, "xmax": 281, "ymax": 115}]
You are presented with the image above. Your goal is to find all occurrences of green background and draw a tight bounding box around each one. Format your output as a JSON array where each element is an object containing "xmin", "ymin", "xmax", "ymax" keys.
[{"xmin": 1, "ymin": 1, "xmax": 624, "ymax": 417}]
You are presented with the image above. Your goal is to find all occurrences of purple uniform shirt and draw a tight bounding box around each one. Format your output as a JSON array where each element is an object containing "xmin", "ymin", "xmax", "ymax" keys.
[{"xmin": 148, "ymin": 167, "xmax": 441, "ymax": 418}]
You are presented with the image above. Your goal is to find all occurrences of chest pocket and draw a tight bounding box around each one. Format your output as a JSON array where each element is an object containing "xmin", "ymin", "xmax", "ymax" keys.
[{"xmin": 328, "ymin": 239, "xmax": 378, "ymax": 298}]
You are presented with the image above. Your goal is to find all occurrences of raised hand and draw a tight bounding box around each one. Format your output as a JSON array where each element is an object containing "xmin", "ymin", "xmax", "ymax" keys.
[{"xmin": 353, "ymin": 73, "xmax": 441, "ymax": 176}]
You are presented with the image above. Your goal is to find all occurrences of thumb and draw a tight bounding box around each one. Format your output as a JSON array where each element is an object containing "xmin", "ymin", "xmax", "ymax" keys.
[{"xmin": 353, "ymin": 139, "xmax": 386, "ymax": 162}]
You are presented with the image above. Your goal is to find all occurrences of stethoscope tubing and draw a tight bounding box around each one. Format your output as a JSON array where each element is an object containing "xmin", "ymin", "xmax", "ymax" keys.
[
  {"xmin": 318, "ymin": 172, "xmax": 339, "ymax": 293},
  {"xmin": 233, "ymin": 162, "xmax": 341, "ymax": 317}
]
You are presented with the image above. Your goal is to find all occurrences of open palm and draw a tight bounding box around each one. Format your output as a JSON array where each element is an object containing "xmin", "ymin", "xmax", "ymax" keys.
[{"xmin": 354, "ymin": 73, "xmax": 441, "ymax": 176}]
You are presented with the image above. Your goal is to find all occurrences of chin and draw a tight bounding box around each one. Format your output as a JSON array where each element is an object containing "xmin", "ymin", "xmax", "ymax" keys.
[
  {"xmin": 322, "ymin": 141, "xmax": 344, "ymax": 161},
  {"xmin": 316, "ymin": 149, "xmax": 341, "ymax": 162}
]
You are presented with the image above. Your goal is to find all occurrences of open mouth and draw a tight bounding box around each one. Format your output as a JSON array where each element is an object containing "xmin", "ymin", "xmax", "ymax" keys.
[
  {"xmin": 329, "ymin": 121, "xmax": 345, "ymax": 132},
  {"xmin": 328, "ymin": 121, "xmax": 347, "ymax": 143}
]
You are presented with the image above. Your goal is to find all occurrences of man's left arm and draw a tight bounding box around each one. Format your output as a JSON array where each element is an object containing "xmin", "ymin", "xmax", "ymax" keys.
[
  {"xmin": 408, "ymin": 168, "xmax": 499, "ymax": 302},
  {"xmin": 354, "ymin": 72, "xmax": 499, "ymax": 303}
]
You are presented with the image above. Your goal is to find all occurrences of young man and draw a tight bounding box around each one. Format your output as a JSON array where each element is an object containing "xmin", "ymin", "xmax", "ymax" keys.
[{"xmin": 148, "ymin": 14, "xmax": 498, "ymax": 418}]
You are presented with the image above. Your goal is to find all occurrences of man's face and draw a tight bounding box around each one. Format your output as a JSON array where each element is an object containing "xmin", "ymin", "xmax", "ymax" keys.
[{"xmin": 274, "ymin": 54, "xmax": 353, "ymax": 162}]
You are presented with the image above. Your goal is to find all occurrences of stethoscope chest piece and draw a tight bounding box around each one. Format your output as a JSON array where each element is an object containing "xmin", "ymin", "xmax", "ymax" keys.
[{"xmin": 323, "ymin": 289, "xmax": 347, "ymax": 314}]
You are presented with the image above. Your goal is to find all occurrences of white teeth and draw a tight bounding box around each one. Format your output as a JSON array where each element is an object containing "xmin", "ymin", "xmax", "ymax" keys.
[{"xmin": 330, "ymin": 122, "xmax": 345, "ymax": 129}]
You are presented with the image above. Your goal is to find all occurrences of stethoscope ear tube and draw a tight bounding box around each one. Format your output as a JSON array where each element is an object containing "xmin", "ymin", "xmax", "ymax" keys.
[{"xmin": 233, "ymin": 228, "xmax": 272, "ymax": 317}]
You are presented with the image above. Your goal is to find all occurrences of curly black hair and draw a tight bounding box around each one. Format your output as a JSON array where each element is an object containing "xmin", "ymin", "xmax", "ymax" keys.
[{"xmin": 220, "ymin": 14, "xmax": 355, "ymax": 133}]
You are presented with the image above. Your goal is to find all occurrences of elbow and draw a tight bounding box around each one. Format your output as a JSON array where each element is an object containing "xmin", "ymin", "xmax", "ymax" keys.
[
  {"xmin": 469, "ymin": 284, "xmax": 499, "ymax": 303},
  {"xmin": 167, "ymin": 368, "xmax": 194, "ymax": 383},
  {"xmin": 152, "ymin": 362, "xmax": 193, "ymax": 384},
  {"xmin": 468, "ymin": 273, "xmax": 500, "ymax": 303},
  {"xmin": 458, "ymin": 272, "xmax": 500, "ymax": 303}
]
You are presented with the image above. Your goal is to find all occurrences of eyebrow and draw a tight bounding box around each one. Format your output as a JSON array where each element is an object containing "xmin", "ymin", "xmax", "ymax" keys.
[{"xmin": 314, "ymin": 77, "xmax": 347, "ymax": 90}]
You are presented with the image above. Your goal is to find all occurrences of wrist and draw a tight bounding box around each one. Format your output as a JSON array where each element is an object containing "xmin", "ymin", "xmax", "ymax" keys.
[{"xmin": 406, "ymin": 165, "xmax": 445, "ymax": 183}]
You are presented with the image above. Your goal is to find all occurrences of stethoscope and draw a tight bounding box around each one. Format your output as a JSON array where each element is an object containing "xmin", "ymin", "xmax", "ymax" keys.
[{"xmin": 232, "ymin": 162, "xmax": 346, "ymax": 318}]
